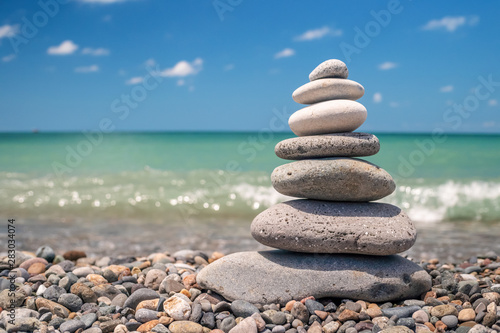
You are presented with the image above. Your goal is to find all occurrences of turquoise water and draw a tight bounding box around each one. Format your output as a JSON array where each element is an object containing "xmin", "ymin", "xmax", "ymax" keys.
[{"xmin": 1, "ymin": 132, "xmax": 500, "ymax": 223}]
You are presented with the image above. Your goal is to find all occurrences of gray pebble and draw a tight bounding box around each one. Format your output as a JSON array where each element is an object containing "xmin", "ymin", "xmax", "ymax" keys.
[
  {"xmin": 230, "ymin": 300, "xmax": 259, "ymax": 318},
  {"xmin": 122, "ymin": 288, "xmax": 159, "ymax": 310},
  {"xmin": 305, "ymin": 299, "xmax": 325, "ymax": 314},
  {"xmin": 271, "ymin": 312, "xmax": 287, "ymax": 325},
  {"xmin": 80, "ymin": 313, "xmax": 97, "ymax": 329},
  {"xmin": 125, "ymin": 321, "xmax": 141, "ymax": 331},
  {"xmin": 36, "ymin": 246, "xmax": 55, "ymax": 263},
  {"xmin": 441, "ymin": 314, "xmax": 458, "ymax": 328},
  {"xmin": 214, "ymin": 301, "xmax": 231, "ymax": 313},
  {"xmin": 344, "ymin": 301, "xmax": 361, "ymax": 313},
  {"xmin": 49, "ymin": 317, "xmax": 65, "ymax": 329},
  {"xmin": 151, "ymin": 323, "xmax": 169, "ymax": 333},
  {"xmin": 188, "ymin": 302, "xmax": 202, "ymax": 322},
  {"xmin": 201, "ymin": 312, "xmax": 215, "ymax": 329},
  {"xmin": 110, "ymin": 293, "xmax": 127, "ymax": 307},
  {"xmin": 396, "ymin": 317, "xmax": 415, "ymax": 330},
  {"xmin": 220, "ymin": 316, "xmax": 237, "ymax": 332},
  {"xmin": 59, "ymin": 319, "xmax": 86, "ymax": 333},
  {"xmin": 272, "ymin": 326, "xmax": 286, "ymax": 333},
  {"xmin": 58, "ymin": 293, "xmax": 83, "ymax": 312},
  {"xmin": 42, "ymin": 285, "xmax": 66, "ymax": 301},
  {"xmin": 39, "ymin": 312, "xmax": 52, "ymax": 323},
  {"xmin": 135, "ymin": 308, "xmax": 158, "ymax": 323},
  {"xmin": 382, "ymin": 305, "xmax": 420, "ymax": 319}
]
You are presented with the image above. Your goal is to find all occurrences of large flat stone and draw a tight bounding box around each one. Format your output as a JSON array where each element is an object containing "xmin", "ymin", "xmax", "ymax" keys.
[
  {"xmin": 274, "ymin": 132, "xmax": 379, "ymax": 160},
  {"xmin": 309, "ymin": 59, "xmax": 349, "ymax": 81},
  {"xmin": 196, "ymin": 251, "xmax": 432, "ymax": 305},
  {"xmin": 289, "ymin": 100, "xmax": 367, "ymax": 136},
  {"xmin": 271, "ymin": 158, "xmax": 395, "ymax": 201},
  {"xmin": 251, "ymin": 200, "xmax": 416, "ymax": 255},
  {"xmin": 292, "ymin": 79, "xmax": 364, "ymax": 104}
]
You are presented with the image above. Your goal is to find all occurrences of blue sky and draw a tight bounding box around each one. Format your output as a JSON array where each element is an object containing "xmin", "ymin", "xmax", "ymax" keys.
[{"xmin": 0, "ymin": 0, "xmax": 499, "ymax": 133}]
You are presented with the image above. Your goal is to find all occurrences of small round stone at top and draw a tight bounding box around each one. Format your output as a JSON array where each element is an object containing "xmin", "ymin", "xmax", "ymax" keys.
[{"xmin": 309, "ymin": 59, "xmax": 349, "ymax": 81}]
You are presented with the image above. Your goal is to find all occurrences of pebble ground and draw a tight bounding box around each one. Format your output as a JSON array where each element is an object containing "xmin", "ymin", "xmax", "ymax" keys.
[{"xmin": 1, "ymin": 247, "xmax": 500, "ymax": 333}]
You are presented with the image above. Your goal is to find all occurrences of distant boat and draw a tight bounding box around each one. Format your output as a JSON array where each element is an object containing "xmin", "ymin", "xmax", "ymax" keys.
[{"xmin": 32, "ymin": 129, "xmax": 39, "ymax": 133}]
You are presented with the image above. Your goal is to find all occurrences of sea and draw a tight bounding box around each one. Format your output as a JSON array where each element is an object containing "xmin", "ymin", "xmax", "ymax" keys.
[{"xmin": 1, "ymin": 132, "xmax": 500, "ymax": 261}]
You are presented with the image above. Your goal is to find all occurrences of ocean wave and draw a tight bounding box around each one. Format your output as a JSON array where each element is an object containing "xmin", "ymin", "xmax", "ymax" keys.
[{"xmin": 1, "ymin": 170, "xmax": 500, "ymax": 223}]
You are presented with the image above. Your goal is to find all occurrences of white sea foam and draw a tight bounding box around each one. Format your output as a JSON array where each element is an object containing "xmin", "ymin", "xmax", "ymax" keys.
[{"xmin": 1, "ymin": 170, "xmax": 500, "ymax": 223}]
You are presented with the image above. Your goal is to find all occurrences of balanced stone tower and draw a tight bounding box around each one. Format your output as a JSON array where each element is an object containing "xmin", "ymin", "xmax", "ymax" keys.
[{"xmin": 197, "ymin": 59, "xmax": 431, "ymax": 305}]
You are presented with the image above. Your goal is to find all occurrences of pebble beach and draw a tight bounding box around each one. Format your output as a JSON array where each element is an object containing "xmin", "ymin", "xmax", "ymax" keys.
[{"xmin": 2, "ymin": 247, "xmax": 500, "ymax": 333}]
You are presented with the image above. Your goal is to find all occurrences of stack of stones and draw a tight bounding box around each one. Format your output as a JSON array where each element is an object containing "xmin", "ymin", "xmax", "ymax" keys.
[{"xmin": 198, "ymin": 59, "xmax": 431, "ymax": 306}]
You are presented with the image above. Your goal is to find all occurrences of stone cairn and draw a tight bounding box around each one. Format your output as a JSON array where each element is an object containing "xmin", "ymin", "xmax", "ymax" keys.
[{"xmin": 198, "ymin": 59, "xmax": 431, "ymax": 305}]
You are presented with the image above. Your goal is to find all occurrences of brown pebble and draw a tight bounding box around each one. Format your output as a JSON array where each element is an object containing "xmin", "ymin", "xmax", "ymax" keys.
[
  {"xmin": 131, "ymin": 267, "xmax": 141, "ymax": 275},
  {"xmin": 482, "ymin": 312, "xmax": 497, "ymax": 327},
  {"xmin": 68, "ymin": 312, "xmax": 77, "ymax": 319},
  {"xmin": 338, "ymin": 309, "xmax": 359, "ymax": 322},
  {"xmin": 209, "ymin": 252, "xmax": 225, "ymax": 263},
  {"xmin": 182, "ymin": 274, "xmax": 199, "ymax": 289},
  {"xmin": 435, "ymin": 320, "xmax": 447, "ymax": 332},
  {"xmin": 460, "ymin": 321, "xmax": 478, "ymax": 327},
  {"xmin": 300, "ymin": 296, "xmax": 314, "ymax": 304},
  {"xmin": 20, "ymin": 258, "xmax": 48, "ymax": 270},
  {"xmin": 112, "ymin": 313, "xmax": 121, "ymax": 320},
  {"xmin": 138, "ymin": 260, "xmax": 151, "ymax": 269},
  {"xmin": 27, "ymin": 262, "xmax": 46, "ymax": 275},
  {"xmin": 424, "ymin": 291, "xmax": 437, "ymax": 302},
  {"xmin": 424, "ymin": 322, "xmax": 435, "ymax": 331},
  {"xmin": 106, "ymin": 265, "xmax": 130, "ymax": 276},
  {"xmin": 63, "ymin": 250, "xmax": 87, "ymax": 261},
  {"xmin": 159, "ymin": 316, "xmax": 173, "ymax": 326},
  {"xmin": 307, "ymin": 321, "xmax": 322, "ymax": 333},
  {"xmin": 458, "ymin": 308, "xmax": 475, "ymax": 322},
  {"xmin": 285, "ymin": 300, "xmax": 296, "ymax": 312},
  {"xmin": 429, "ymin": 258, "xmax": 439, "ymax": 264},
  {"xmin": 137, "ymin": 320, "xmax": 159, "ymax": 333},
  {"xmin": 314, "ymin": 310, "xmax": 328, "ymax": 320},
  {"xmin": 180, "ymin": 289, "xmax": 191, "ymax": 298},
  {"xmin": 87, "ymin": 274, "xmax": 108, "ymax": 286},
  {"xmin": 451, "ymin": 300, "xmax": 463, "ymax": 306},
  {"xmin": 366, "ymin": 307, "xmax": 382, "ymax": 318},
  {"xmin": 136, "ymin": 299, "xmax": 159, "ymax": 311}
]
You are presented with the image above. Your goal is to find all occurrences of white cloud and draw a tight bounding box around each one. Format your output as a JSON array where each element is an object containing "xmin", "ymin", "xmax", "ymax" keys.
[
  {"xmin": 160, "ymin": 58, "xmax": 203, "ymax": 77},
  {"xmin": 102, "ymin": 15, "xmax": 112, "ymax": 21},
  {"xmin": 125, "ymin": 76, "xmax": 143, "ymax": 85},
  {"xmin": 488, "ymin": 99, "xmax": 498, "ymax": 106},
  {"xmin": 48, "ymin": 40, "xmax": 79, "ymax": 55},
  {"xmin": 144, "ymin": 58, "xmax": 156, "ymax": 67},
  {"xmin": 2, "ymin": 54, "xmax": 16, "ymax": 62},
  {"xmin": 275, "ymin": 48, "xmax": 295, "ymax": 59},
  {"xmin": 422, "ymin": 15, "xmax": 479, "ymax": 32},
  {"xmin": 378, "ymin": 62, "xmax": 398, "ymax": 70},
  {"xmin": 82, "ymin": 47, "xmax": 110, "ymax": 56},
  {"xmin": 0, "ymin": 24, "xmax": 18, "ymax": 39},
  {"xmin": 295, "ymin": 26, "xmax": 342, "ymax": 41},
  {"xmin": 483, "ymin": 121, "xmax": 496, "ymax": 128},
  {"xmin": 373, "ymin": 92, "xmax": 382, "ymax": 103},
  {"xmin": 74, "ymin": 64, "xmax": 99, "ymax": 73},
  {"xmin": 177, "ymin": 79, "xmax": 185, "ymax": 86},
  {"xmin": 440, "ymin": 85, "xmax": 454, "ymax": 93},
  {"xmin": 224, "ymin": 64, "xmax": 235, "ymax": 71},
  {"xmin": 389, "ymin": 102, "xmax": 399, "ymax": 108}
]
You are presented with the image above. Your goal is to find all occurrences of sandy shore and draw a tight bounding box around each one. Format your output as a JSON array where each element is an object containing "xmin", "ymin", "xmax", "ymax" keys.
[{"xmin": 4, "ymin": 218, "xmax": 500, "ymax": 263}]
